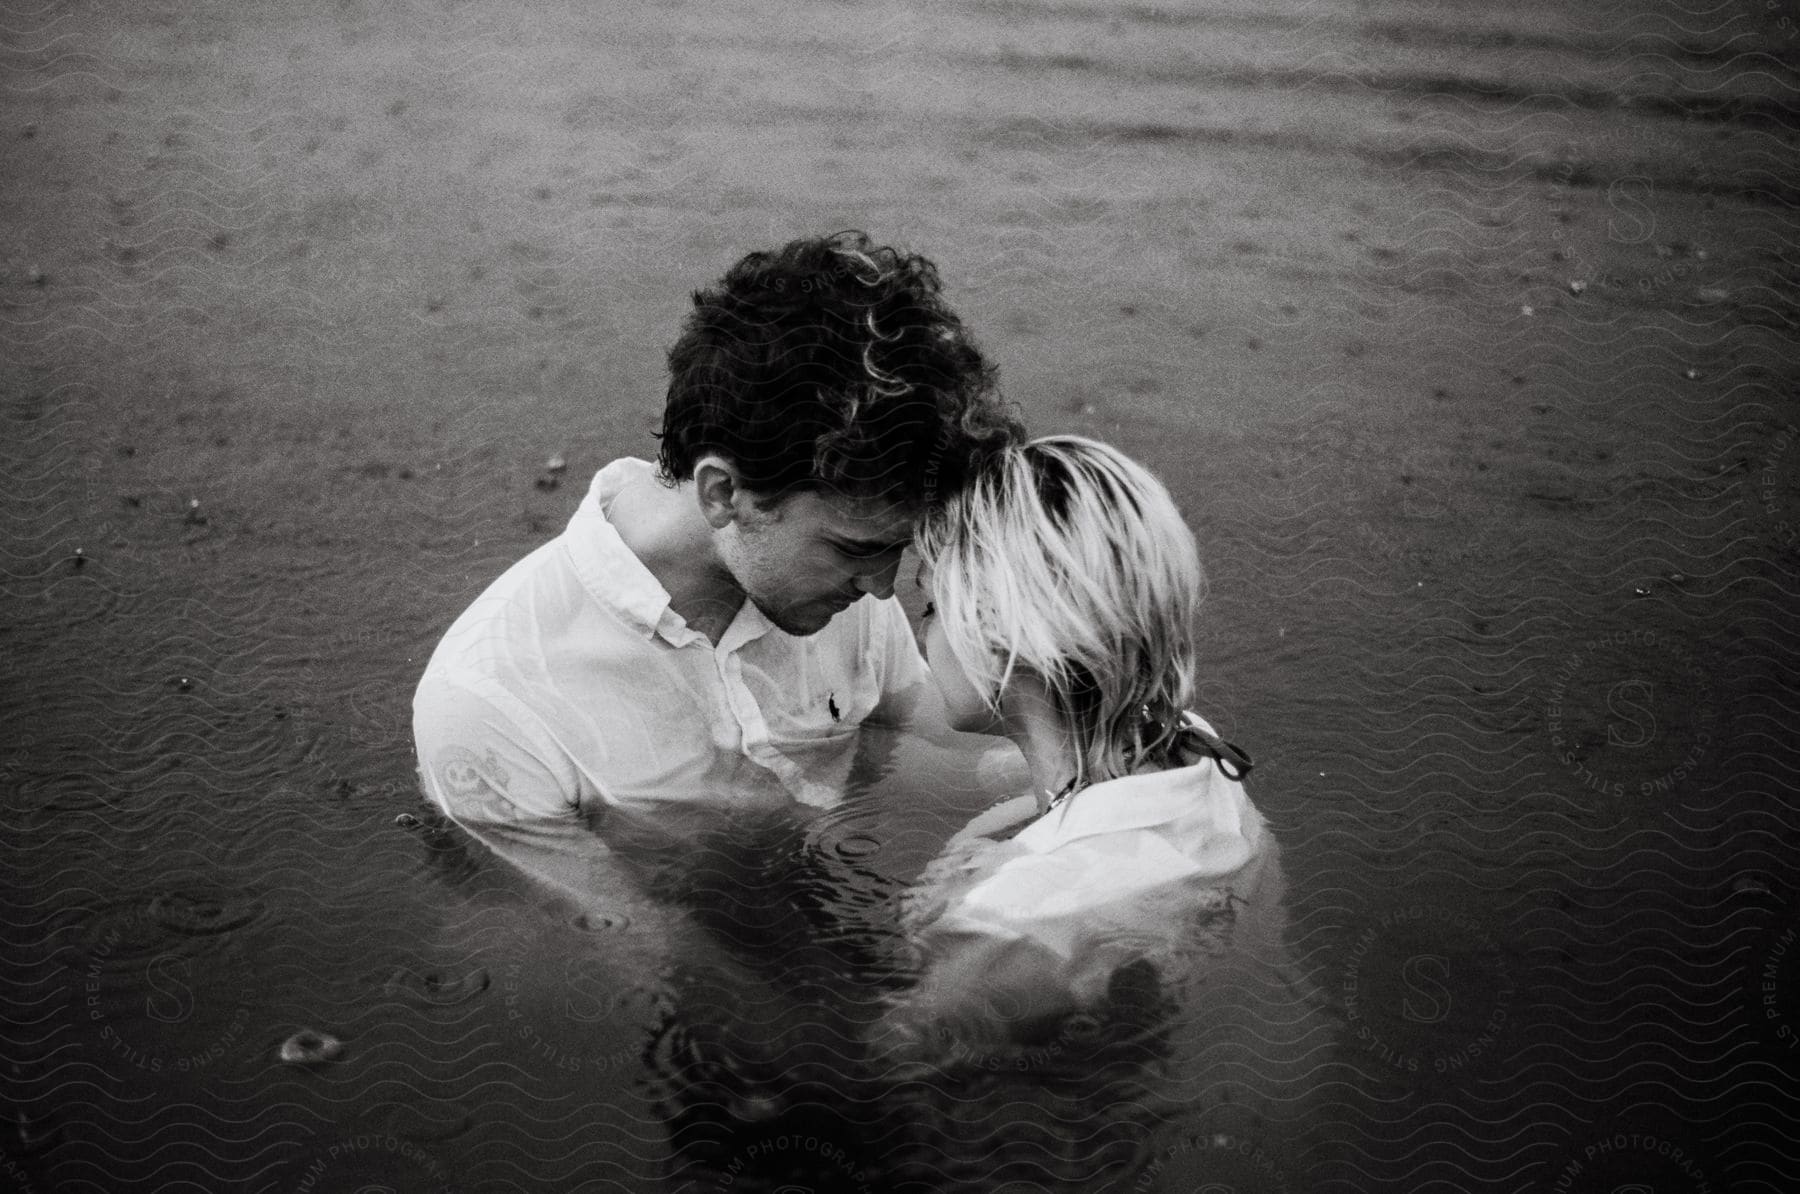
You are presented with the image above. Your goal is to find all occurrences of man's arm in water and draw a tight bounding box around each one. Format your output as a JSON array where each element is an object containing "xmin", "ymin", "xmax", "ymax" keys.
[{"xmin": 413, "ymin": 676, "xmax": 579, "ymax": 829}]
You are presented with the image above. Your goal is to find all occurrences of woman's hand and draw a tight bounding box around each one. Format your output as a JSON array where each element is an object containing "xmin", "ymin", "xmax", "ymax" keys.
[{"xmin": 948, "ymin": 794, "xmax": 1039, "ymax": 846}]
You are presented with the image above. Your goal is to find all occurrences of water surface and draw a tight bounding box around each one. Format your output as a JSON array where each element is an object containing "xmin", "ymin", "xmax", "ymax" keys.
[{"xmin": 4, "ymin": 0, "xmax": 1797, "ymax": 1190}]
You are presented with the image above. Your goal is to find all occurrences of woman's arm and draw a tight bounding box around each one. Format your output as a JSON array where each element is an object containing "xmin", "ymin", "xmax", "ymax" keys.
[
  {"xmin": 944, "ymin": 794, "xmax": 1040, "ymax": 847},
  {"xmin": 871, "ymin": 924, "xmax": 1083, "ymax": 1063}
]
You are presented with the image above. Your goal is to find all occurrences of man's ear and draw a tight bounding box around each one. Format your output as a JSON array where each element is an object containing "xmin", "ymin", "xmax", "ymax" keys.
[{"xmin": 691, "ymin": 455, "xmax": 741, "ymax": 530}]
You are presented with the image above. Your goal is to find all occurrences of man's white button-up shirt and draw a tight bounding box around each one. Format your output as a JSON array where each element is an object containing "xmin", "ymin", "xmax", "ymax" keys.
[{"xmin": 412, "ymin": 457, "xmax": 926, "ymax": 831}]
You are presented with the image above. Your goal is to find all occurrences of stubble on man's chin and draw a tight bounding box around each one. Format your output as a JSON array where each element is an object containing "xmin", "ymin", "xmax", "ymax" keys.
[
  {"xmin": 779, "ymin": 611, "xmax": 840, "ymax": 638},
  {"xmin": 750, "ymin": 594, "xmax": 834, "ymax": 638}
]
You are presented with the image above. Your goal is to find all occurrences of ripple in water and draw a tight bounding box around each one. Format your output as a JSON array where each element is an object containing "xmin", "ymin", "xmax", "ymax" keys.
[
  {"xmin": 362, "ymin": 1099, "xmax": 474, "ymax": 1142},
  {"xmin": 805, "ymin": 801, "xmax": 886, "ymax": 862},
  {"xmin": 48, "ymin": 891, "xmax": 265, "ymax": 974},
  {"xmin": 277, "ymin": 1028, "xmax": 342, "ymax": 1065},
  {"xmin": 380, "ymin": 964, "xmax": 491, "ymax": 1007},
  {"xmin": 150, "ymin": 891, "xmax": 263, "ymax": 936},
  {"xmin": 832, "ymin": 832, "xmax": 882, "ymax": 860},
  {"xmin": 572, "ymin": 910, "xmax": 631, "ymax": 932}
]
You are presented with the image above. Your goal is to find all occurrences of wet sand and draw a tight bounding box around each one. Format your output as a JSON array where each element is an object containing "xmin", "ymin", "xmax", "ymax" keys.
[{"xmin": 4, "ymin": 0, "xmax": 1799, "ymax": 1191}]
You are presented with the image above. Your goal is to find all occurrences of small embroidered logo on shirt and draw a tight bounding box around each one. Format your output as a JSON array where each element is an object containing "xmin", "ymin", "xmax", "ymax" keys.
[{"xmin": 828, "ymin": 695, "xmax": 840, "ymax": 722}]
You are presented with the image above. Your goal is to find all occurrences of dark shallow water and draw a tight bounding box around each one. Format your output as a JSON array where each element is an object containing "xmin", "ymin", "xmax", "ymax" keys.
[
  {"xmin": 9, "ymin": 379, "xmax": 1799, "ymax": 1192},
  {"xmin": 5, "ymin": 0, "xmax": 1800, "ymax": 1190}
]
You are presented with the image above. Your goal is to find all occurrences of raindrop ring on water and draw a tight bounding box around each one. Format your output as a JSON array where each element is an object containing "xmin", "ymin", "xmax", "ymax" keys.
[
  {"xmin": 834, "ymin": 833, "xmax": 882, "ymax": 860},
  {"xmin": 381, "ymin": 965, "xmax": 490, "ymax": 1007},
  {"xmin": 149, "ymin": 892, "xmax": 261, "ymax": 936},
  {"xmin": 278, "ymin": 1028, "xmax": 343, "ymax": 1065},
  {"xmin": 572, "ymin": 911, "xmax": 630, "ymax": 932}
]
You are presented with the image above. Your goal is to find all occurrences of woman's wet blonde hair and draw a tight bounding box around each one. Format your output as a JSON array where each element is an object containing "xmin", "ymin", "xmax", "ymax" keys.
[{"xmin": 914, "ymin": 434, "xmax": 1205, "ymax": 790}]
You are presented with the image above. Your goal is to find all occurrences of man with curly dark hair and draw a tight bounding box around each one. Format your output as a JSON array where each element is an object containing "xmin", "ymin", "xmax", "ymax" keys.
[
  {"xmin": 413, "ymin": 232, "xmax": 1023, "ymax": 838},
  {"xmin": 649, "ymin": 232, "xmax": 1017, "ymax": 640}
]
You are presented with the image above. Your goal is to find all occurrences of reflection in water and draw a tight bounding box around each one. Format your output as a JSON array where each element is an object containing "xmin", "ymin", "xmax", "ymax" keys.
[{"xmin": 433, "ymin": 729, "xmax": 1327, "ymax": 1192}]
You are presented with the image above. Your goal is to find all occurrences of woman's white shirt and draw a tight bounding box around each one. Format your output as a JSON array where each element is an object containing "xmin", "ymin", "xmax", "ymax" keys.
[{"xmin": 900, "ymin": 736, "xmax": 1269, "ymax": 1016}]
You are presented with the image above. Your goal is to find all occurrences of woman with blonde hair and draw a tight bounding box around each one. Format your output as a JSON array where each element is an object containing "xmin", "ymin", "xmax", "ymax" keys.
[{"xmin": 883, "ymin": 434, "xmax": 1270, "ymax": 1044}]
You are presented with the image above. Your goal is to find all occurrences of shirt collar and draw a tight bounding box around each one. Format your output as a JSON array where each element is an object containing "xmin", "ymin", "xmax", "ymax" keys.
[
  {"xmin": 562, "ymin": 458, "xmax": 690, "ymax": 643},
  {"xmin": 1012, "ymin": 759, "xmax": 1238, "ymax": 850}
]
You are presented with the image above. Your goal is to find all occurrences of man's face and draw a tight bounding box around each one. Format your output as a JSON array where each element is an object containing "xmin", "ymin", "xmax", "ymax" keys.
[{"xmin": 721, "ymin": 488, "xmax": 916, "ymax": 637}]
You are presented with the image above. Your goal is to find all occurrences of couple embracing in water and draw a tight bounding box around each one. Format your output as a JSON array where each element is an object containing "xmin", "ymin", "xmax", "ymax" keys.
[{"xmin": 412, "ymin": 230, "xmax": 1269, "ymax": 1050}]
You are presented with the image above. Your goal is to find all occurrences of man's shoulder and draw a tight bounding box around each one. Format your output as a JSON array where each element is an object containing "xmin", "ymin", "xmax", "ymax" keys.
[
  {"xmin": 420, "ymin": 533, "xmax": 591, "ymax": 699},
  {"xmin": 447, "ymin": 535, "xmax": 578, "ymax": 630}
]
